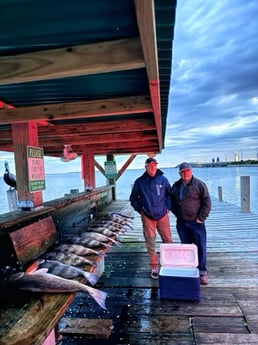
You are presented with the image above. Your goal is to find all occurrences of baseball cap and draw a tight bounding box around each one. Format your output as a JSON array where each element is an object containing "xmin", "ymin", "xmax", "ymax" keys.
[
  {"xmin": 145, "ymin": 158, "xmax": 158, "ymax": 165},
  {"xmin": 179, "ymin": 162, "xmax": 191, "ymax": 171}
]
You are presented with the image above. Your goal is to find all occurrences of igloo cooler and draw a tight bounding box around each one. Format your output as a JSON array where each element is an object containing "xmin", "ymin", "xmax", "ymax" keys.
[{"xmin": 159, "ymin": 243, "xmax": 200, "ymax": 302}]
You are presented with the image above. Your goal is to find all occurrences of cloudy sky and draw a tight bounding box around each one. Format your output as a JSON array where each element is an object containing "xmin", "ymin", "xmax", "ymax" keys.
[
  {"xmin": 160, "ymin": 0, "xmax": 258, "ymax": 167},
  {"xmin": 1, "ymin": 0, "xmax": 257, "ymax": 173}
]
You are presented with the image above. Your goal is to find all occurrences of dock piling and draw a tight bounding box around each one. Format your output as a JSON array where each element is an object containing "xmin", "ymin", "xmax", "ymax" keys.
[
  {"xmin": 241, "ymin": 176, "xmax": 250, "ymax": 213},
  {"xmin": 218, "ymin": 186, "xmax": 223, "ymax": 201}
]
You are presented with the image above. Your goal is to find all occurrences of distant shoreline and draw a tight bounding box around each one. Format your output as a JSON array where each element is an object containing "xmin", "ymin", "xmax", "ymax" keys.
[
  {"xmin": 176, "ymin": 161, "xmax": 258, "ymax": 169},
  {"xmin": 44, "ymin": 163, "xmax": 258, "ymax": 175}
]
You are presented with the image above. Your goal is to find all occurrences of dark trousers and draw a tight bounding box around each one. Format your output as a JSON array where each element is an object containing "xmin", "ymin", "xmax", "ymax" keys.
[{"xmin": 176, "ymin": 219, "xmax": 207, "ymax": 273}]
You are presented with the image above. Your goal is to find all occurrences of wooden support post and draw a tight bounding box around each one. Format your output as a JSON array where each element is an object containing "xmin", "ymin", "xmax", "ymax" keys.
[
  {"xmin": 82, "ymin": 149, "xmax": 96, "ymax": 190},
  {"xmin": 218, "ymin": 186, "xmax": 223, "ymax": 201},
  {"xmin": 12, "ymin": 122, "xmax": 43, "ymax": 209},
  {"xmin": 106, "ymin": 154, "xmax": 116, "ymax": 200},
  {"xmin": 241, "ymin": 176, "xmax": 250, "ymax": 213}
]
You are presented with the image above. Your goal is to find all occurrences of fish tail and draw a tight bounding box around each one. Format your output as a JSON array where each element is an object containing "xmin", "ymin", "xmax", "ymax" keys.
[
  {"xmin": 112, "ymin": 239, "xmax": 123, "ymax": 247},
  {"xmin": 83, "ymin": 272, "xmax": 99, "ymax": 286},
  {"xmin": 91, "ymin": 261, "xmax": 98, "ymax": 268},
  {"xmin": 85, "ymin": 285, "xmax": 107, "ymax": 310},
  {"xmin": 102, "ymin": 242, "xmax": 112, "ymax": 248}
]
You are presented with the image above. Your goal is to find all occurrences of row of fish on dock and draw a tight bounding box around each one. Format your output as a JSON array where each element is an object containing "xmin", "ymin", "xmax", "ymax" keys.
[{"xmin": 2, "ymin": 212, "xmax": 133, "ymax": 310}]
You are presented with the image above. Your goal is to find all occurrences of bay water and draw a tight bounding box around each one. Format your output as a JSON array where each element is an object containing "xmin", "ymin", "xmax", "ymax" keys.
[{"xmin": 1, "ymin": 166, "xmax": 257, "ymax": 215}]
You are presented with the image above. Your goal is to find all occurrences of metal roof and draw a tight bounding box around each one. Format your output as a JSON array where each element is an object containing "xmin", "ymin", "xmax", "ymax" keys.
[{"xmin": 0, "ymin": 0, "xmax": 177, "ymax": 157}]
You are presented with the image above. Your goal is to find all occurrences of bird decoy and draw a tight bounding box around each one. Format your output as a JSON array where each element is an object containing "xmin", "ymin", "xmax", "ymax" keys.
[
  {"xmin": 3, "ymin": 161, "xmax": 17, "ymax": 189},
  {"xmin": 61, "ymin": 145, "xmax": 78, "ymax": 162}
]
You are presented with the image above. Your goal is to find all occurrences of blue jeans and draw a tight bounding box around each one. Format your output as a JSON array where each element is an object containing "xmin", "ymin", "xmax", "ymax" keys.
[{"xmin": 176, "ymin": 219, "xmax": 207, "ymax": 273}]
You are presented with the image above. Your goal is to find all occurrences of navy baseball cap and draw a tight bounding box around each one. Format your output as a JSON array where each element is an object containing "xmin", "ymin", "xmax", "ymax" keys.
[
  {"xmin": 179, "ymin": 162, "xmax": 192, "ymax": 171},
  {"xmin": 145, "ymin": 158, "xmax": 158, "ymax": 165}
]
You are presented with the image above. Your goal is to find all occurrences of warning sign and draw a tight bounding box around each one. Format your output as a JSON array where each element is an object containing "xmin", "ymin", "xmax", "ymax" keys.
[{"xmin": 27, "ymin": 146, "xmax": 46, "ymax": 192}]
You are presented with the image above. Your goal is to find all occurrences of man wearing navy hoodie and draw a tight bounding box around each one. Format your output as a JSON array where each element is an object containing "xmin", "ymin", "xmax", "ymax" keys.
[{"xmin": 129, "ymin": 158, "xmax": 173, "ymax": 279}]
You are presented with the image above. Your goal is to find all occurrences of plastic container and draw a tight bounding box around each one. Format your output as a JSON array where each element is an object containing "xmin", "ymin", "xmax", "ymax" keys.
[{"xmin": 159, "ymin": 243, "xmax": 200, "ymax": 302}]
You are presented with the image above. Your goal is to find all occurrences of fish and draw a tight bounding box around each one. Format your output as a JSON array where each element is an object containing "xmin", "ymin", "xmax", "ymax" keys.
[
  {"xmin": 68, "ymin": 236, "xmax": 112, "ymax": 248},
  {"xmin": 102, "ymin": 221, "xmax": 130, "ymax": 233},
  {"xmin": 27, "ymin": 259, "xmax": 100, "ymax": 286},
  {"xmin": 87, "ymin": 226, "xmax": 120, "ymax": 238},
  {"xmin": 80, "ymin": 232, "xmax": 122, "ymax": 246},
  {"xmin": 41, "ymin": 251, "xmax": 97, "ymax": 267},
  {"xmin": 53, "ymin": 243, "xmax": 103, "ymax": 257},
  {"xmin": 5, "ymin": 268, "xmax": 107, "ymax": 309},
  {"xmin": 102, "ymin": 215, "xmax": 133, "ymax": 230},
  {"xmin": 111, "ymin": 212, "xmax": 133, "ymax": 220}
]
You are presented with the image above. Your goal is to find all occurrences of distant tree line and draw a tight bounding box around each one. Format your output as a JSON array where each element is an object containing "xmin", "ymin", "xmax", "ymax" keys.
[{"xmin": 229, "ymin": 159, "xmax": 258, "ymax": 165}]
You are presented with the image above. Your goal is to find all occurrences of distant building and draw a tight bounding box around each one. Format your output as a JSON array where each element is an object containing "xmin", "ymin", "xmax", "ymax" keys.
[{"xmin": 234, "ymin": 151, "xmax": 240, "ymax": 162}]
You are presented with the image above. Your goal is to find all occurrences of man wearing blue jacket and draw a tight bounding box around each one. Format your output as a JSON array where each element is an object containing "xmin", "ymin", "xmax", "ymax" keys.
[{"xmin": 129, "ymin": 157, "xmax": 173, "ymax": 279}]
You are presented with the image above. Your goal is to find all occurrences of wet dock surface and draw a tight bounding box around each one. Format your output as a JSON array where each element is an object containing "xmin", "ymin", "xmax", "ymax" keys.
[{"xmin": 57, "ymin": 198, "xmax": 258, "ymax": 345}]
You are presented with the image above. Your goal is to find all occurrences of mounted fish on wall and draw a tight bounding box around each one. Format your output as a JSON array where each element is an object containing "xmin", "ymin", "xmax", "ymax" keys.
[{"xmin": 61, "ymin": 145, "xmax": 79, "ymax": 162}]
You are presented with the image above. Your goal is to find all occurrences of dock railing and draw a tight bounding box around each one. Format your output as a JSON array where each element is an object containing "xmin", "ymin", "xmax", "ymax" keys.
[{"xmin": 218, "ymin": 175, "xmax": 251, "ymax": 213}]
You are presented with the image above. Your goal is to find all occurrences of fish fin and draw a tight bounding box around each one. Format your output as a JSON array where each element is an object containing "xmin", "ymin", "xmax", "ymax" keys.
[
  {"xmin": 112, "ymin": 239, "xmax": 123, "ymax": 247},
  {"xmin": 85, "ymin": 285, "xmax": 107, "ymax": 310},
  {"xmin": 84, "ymin": 272, "xmax": 99, "ymax": 286},
  {"xmin": 102, "ymin": 243, "xmax": 112, "ymax": 248},
  {"xmin": 28, "ymin": 268, "xmax": 49, "ymax": 275},
  {"xmin": 25, "ymin": 260, "xmax": 41, "ymax": 273}
]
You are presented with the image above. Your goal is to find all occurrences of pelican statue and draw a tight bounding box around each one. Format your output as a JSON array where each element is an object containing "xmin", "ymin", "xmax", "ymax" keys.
[{"xmin": 3, "ymin": 161, "xmax": 17, "ymax": 189}]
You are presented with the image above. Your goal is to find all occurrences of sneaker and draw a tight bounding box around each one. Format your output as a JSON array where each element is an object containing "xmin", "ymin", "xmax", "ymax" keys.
[
  {"xmin": 200, "ymin": 273, "xmax": 208, "ymax": 285},
  {"xmin": 150, "ymin": 270, "xmax": 159, "ymax": 280}
]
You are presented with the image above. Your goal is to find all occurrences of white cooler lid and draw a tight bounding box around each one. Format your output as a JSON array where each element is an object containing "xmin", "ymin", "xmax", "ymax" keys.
[{"xmin": 160, "ymin": 243, "xmax": 199, "ymax": 268}]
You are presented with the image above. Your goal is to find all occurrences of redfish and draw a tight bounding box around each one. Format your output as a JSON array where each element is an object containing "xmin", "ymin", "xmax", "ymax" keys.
[{"xmin": 5, "ymin": 268, "xmax": 107, "ymax": 309}]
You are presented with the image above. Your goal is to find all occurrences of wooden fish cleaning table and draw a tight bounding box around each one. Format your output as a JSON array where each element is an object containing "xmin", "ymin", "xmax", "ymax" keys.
[{"xmin": 0, "ymin": 199, "xmax": 133, "ymax": 345}]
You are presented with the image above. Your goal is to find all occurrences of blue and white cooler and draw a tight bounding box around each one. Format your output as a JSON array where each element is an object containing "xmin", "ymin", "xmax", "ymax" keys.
[{"xmin": 159, "ymin": 243, "xmax": 200, "ymax": 302}]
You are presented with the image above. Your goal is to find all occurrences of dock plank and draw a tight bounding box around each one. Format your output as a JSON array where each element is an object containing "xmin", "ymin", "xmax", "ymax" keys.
[{"xmin": 58, "ymin": 197, "xmax": 258, "ymax": 345}]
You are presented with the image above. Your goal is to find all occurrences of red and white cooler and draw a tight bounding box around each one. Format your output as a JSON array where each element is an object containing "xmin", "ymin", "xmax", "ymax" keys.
[{"xmin": 159, "ymin": 243, "xmax": 200, "ymax": 302}]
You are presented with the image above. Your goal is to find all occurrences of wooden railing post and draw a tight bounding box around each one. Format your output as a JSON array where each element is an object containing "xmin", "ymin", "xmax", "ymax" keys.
[{"xmin": 241, "ymin": 176, "xmax": 250, "ymax": 213}]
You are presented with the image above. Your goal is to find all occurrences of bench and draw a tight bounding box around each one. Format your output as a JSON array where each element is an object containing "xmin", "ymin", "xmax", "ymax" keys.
[
  {"xmin": 0, "ymin": 199, "xmax": 133, "ymax": 345},
  {"xmin": 0, "ymin": 216, "xmax": 106, "ymax": 345}
]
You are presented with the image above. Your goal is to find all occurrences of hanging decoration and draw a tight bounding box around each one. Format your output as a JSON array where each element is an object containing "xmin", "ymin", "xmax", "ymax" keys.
[{"xmin": 61, "ymin": 145, "xmax": 78, "ymax": 162}]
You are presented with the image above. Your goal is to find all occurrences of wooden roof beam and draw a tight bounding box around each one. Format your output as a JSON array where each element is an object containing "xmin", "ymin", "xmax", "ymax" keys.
[
  {"xmin": 135, "ymin": 0, "xmax": 162, "ymax": 150},
  {"xmin": 0, "ymin": 117, "xmax": 155, "ymax": 144},
  {"xmin": 0, "ymin": 37, "xmax": 144, "ymax": 85},
  {"xmin": 0, "ymin": 95, "xmax": 152, "ymax": 124},
  {"xmin": 38, "ymin": 118, "xmax": 156, "ymax": 137},
  {"xmin": 43, "ymin": 140, "xmax": 159, "ymax": 156},
  {"xmin": 39, "ymin": 132, "xmax": 157, "ymax": 147}
]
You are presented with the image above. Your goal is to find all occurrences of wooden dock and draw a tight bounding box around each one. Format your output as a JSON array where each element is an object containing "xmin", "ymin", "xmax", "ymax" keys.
[{"xmin": 57, "ymin": 198, "xmax": 258, "ymax": 345}]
